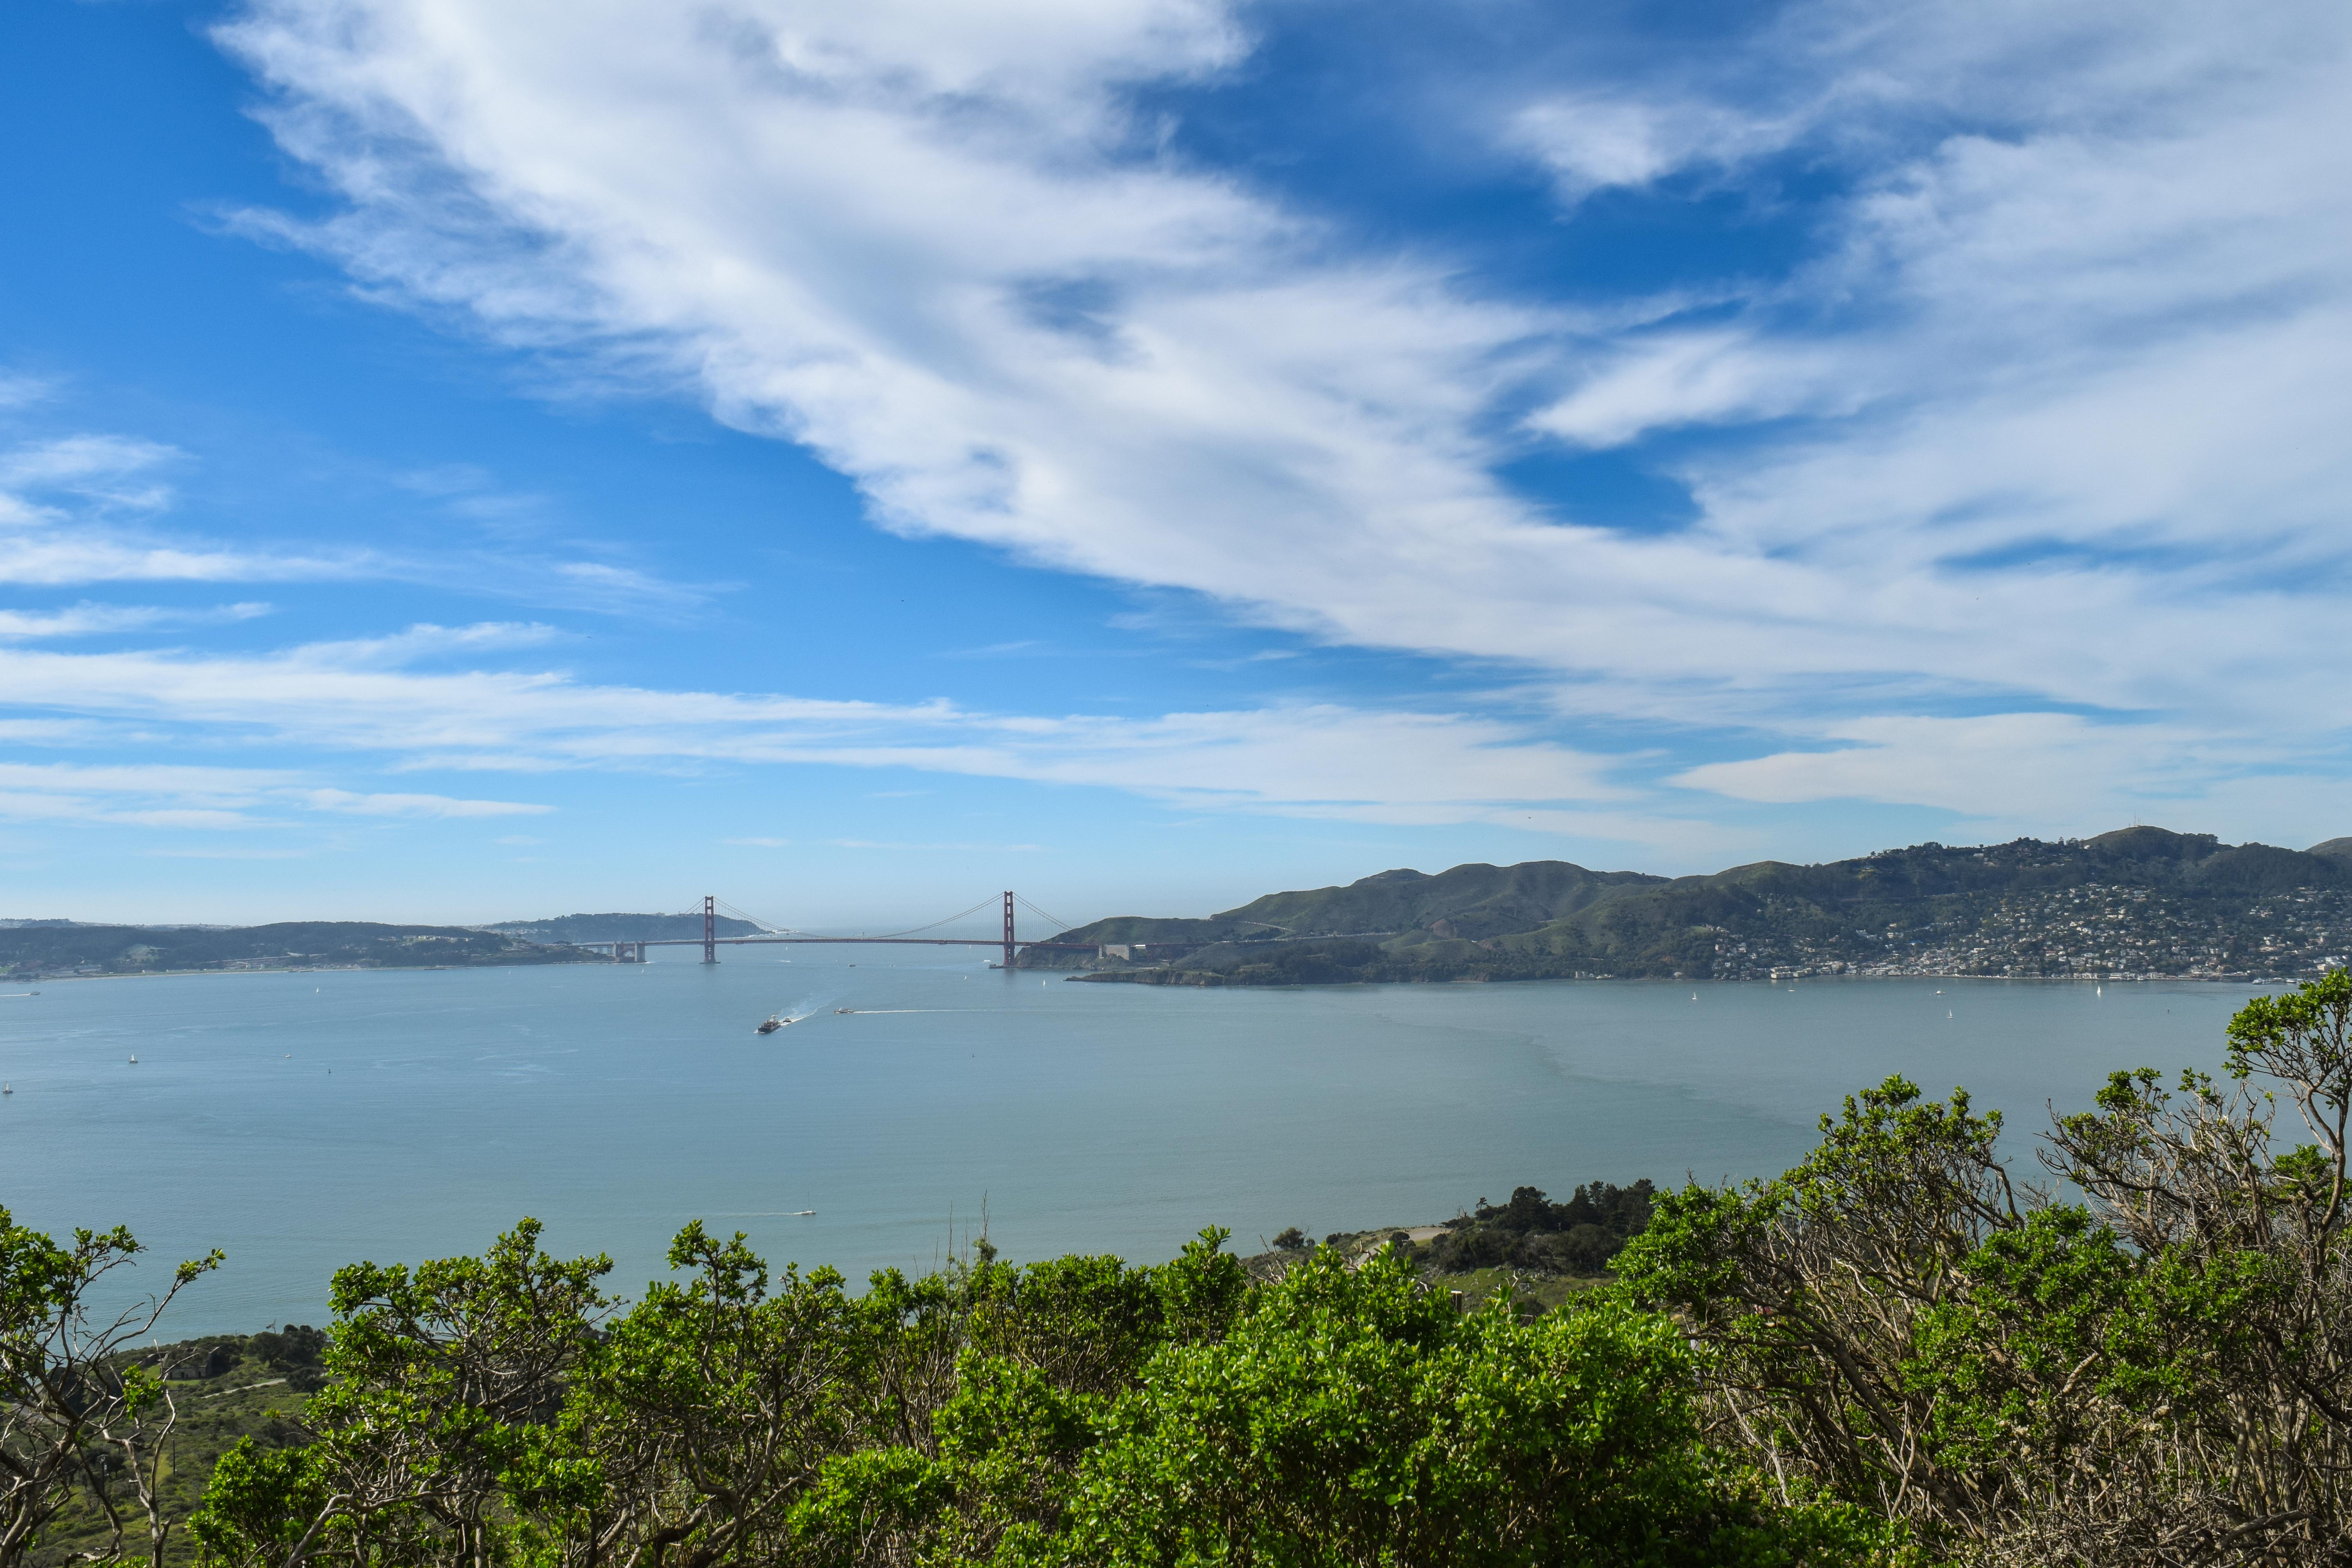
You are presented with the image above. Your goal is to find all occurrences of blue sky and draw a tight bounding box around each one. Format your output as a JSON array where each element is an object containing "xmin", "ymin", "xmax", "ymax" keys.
[{"xmin": 4, "ymin": 0, "xmax": 2349, "ymax": 928}]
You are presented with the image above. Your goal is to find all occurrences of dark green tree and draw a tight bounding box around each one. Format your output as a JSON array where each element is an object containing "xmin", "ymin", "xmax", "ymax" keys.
[
  {"xmin": 192, "ymin": 1219, "xmax": 610, "ymax": 1568},
  {"xmin": 0, "ymin": 1206, "xmax": 220, "ymax": 1568},
  {"xmin": 1619, "ymin": 971, "xmax": 2352, "ymax": 1563}
]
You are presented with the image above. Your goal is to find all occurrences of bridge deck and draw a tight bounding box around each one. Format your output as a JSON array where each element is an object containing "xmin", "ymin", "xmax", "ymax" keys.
[{"xmin": 595, "ymin": 936, "xmax": 1096, "ymax": 950}]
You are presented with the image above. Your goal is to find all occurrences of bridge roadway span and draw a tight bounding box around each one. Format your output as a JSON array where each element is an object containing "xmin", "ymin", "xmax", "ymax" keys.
[
  {"xmin": 633, "ymin": 936, "xmax": 1097, "ymax": 950},
  {"xmin": 583, "ymin": 935, "xmax": 1101, "ymax": 968},
  {"xmin": 580, "ymin": 895, "xmax": 1098, "ymax": 968}
]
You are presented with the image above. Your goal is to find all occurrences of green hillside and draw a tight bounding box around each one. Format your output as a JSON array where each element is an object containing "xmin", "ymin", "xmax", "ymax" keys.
[
  {"xmin": 481, "ymin": 911, "xmax": 765, "ymax": 943},
  {"xmin": 1045, "ymin": 859, "xmax": 1666, "ymax": 951},
  {"xmin": 1034, "ymin": 827, "xmax": 2352, "ymax": 984},
  {"xmin": 0, "ymin": 921, "xmax": 604, "ymax": 978}
]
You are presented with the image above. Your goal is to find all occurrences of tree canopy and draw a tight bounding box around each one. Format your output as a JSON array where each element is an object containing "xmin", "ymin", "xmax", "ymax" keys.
[{"xmin": 12, "ymin": 974, "xmax": 2352, "ymax": 1564}]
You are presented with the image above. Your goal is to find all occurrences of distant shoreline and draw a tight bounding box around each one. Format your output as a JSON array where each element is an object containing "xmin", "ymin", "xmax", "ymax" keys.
[
  {"xmin": 13, "ymin": 962, "xmax": 2301, "ymax": 989},
  {"xmin": 1071, "ymin": 968, "xmax": 2300, "ymax": 988},
  {"xmin": 15, "ymin": 959, "xmax": 604, "ymax": 984}
]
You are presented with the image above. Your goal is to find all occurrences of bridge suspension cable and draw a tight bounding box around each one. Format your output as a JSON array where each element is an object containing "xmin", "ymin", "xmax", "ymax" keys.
[
  {"xmin": 697, "ymin": 893, "xmax": 1088, "ymax": 945},
  {"xmin": 1013, "ymin": 893, "xmax": 1085, "ymax": 936},
  {"xmin": 859, "ymin": 896, "xmax": 1007, "ymax": 941},
  {"xmin": 711, "ymin": 897, "xmax": 790, "ymax": 933}
]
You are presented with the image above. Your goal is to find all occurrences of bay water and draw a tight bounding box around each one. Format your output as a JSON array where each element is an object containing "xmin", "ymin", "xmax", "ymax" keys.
[{"xmin": 0, "ymin": 949, "xmax": 2273, "ymax": 1334}]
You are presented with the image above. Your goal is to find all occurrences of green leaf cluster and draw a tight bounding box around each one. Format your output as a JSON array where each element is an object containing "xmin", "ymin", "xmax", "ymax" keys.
[
  {"xmin": 46, "ymin": 970, "xmax": 2352, "ymax": 1566},
  {"xmin": 175, "ymin": 1221, "xmax": 1895, "ymax": 1568},
  {"xmin": 1618, "ymin": 972, "xmax": 2352, "ymax": 1562}
]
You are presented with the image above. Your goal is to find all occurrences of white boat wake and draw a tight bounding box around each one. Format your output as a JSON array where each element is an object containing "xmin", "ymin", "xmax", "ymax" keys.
[
  {"xmin": 756, "ymin": 992, "xmax": 846, "ymax": 1031},
  {"xmin": 830, "ymin": 1007, "xmax": 982, "ymax": 1015}
]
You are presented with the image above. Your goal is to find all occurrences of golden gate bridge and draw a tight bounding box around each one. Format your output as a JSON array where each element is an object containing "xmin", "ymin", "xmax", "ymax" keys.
[{"xmin": 578, "ymin": 893, "xmax": 1101, "ymax": 969}]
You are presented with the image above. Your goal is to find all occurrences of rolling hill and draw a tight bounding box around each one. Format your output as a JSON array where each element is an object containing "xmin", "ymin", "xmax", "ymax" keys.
[
  {"xmin": 0, "ymin": 921, "xmax": 607, "ymax": 978},
  {"xmin": 480, "ymin": 912, "xmax": 766, "ymax": 944},
  {"xmin": 1027, "ymin": 827, "xmax": 2352, "ymax": 984}
]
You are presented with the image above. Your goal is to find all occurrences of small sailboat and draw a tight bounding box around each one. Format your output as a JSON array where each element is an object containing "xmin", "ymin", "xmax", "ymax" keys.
[
  {"xmin": 3, "ymin": 1083, "xmax": 11, "ymax": 1095},
  {"xmin": 128, "ymin": 1055, "xmax": 138, "ymax": 1064}
]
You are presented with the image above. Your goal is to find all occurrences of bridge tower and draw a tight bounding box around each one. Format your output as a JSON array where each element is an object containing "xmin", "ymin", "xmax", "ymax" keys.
[
  {"xmin": 703, "ymin": 896, "xmax": 718, "ymax": 964},
  {"xmin": 1002, "ymin": 891, "xmax": 1016, "ymax": 971}
]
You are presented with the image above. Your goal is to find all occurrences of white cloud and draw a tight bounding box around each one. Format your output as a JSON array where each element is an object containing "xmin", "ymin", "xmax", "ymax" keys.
[
  {"xmin": 0, "ymin": 375, "xmax": 52, "ymax": 411},
  {"xmin": 1675, "ymin": 715, "xmax": 2192, "ymax": 813},
  {"xmin": 0, "ymin": 534, "xmax": 360, "ymax": 587},
  {"xmin": 0, "ymin": 626, "xmax": 1639, "ymax": 831},
  {"xmin": 0, "ymin": 761, "xmax": 552, "ymax": 830},
  {"xmin": 298, "ymin": 621, "xmax": 568, "ymax": 667},
  {"xmin": 199, "ymin": 0, "xmax": 2352, "ymax": 827},
  {"xmin": 831, "ymin": 840, "xmax": 1045, "ymax": 852},
  {"xmin": 0, "ymin": 430, "xmax": 704, "ymax": 614},
  {"xmin": 1511, "ymin": 95, "xmax": 1786, "ymax": 201},
  {"xmin": 0, "ymin": 433, "xmax": 368, "ymax": 584},
  {"xmin": 0, "ymin": 602, "xmax": 273, "ymax": 640},
  {"xmin": 0, "ymin": 434, "xmax": 180, "ymax": 506},
  {"xmin": 1525, "ymin": 331, "xmax": 1852, "ymax": 449},
  {"xmin": 0, "ymin": 718, "xmax": 119, "ymax": 744},
  {"xmin": 298, "ymin": 788, "xmax": 553, "ymax": 818},
  {"xmin": 1669, "ymin": 712, "xmax": 2352, "ymax": 848},
  {"xmin": 0, "ymin": 762, "xmax": 297, "ymax": 802}
]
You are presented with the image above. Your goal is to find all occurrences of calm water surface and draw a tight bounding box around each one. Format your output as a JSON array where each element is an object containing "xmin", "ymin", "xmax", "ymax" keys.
[{"xmin": 0, "ymin": 950, "xmax": 2274, "ymax": 1333}]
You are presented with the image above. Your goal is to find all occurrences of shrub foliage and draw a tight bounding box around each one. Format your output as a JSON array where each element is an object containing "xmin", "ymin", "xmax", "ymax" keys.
[{"xmin": 9, "ymin": 974, "xmax": 2352, "ymax": 1564}]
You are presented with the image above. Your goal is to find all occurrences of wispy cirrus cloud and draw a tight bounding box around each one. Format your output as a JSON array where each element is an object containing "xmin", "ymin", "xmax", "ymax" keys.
[
  {"xmin": 0, "ymin": 433, "xmax": 369, "ymax": 584},
  {"xmin": 202, "ymin": 0, "xmax": 2352, "ymax": 836},
  {"xmin": 0, "ymin": 602, "xmax": 273, "ymax": 640},
  {"xmin": 0, "ymin": 427, "xmax": 705, "ymax": 615},
  {"xmin": 0, "ymin": 624, "xmax": 1668, "ymax": 838},
  {"xmin": 830, "ymin": 839, "xmax": 1046, "ymax": 853},
  {"xmin": 0, "ymin": 761, "xmax": 550, "ymax": 829},
  {"xmin": 298, "ymin": 788, "xmax": 550, "ymax": 818}
]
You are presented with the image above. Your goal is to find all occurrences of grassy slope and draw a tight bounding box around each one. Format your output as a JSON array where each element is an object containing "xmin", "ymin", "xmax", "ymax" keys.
[{"xmin": 32, "ymin": 1340, "xmax": 315, "ymax": 1568}]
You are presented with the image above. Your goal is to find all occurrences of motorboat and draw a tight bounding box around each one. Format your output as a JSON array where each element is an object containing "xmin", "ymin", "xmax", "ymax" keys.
[{"xmin": 755, "ymin": 1014, "xmax": 787, "ymax": 1034}]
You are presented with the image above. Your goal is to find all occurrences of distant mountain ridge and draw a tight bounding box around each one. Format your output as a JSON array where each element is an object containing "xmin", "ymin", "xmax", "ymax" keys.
[
  {"xmin": 480, "ymin": 912, "xmax": 766, "ymax": 944},
  {"xmin": 0, "ymin": 921, "xmax": 606, "ymax": 978},
  {"xmin": 1031, "ymin": 827, "xmax": 2352, "ymax": 985}
]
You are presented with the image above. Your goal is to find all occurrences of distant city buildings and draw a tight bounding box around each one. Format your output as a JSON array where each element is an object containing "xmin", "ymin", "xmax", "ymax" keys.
[{"xmin": 1697, "ymin": 884, "xmax": 2350, "ymax": 982}]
